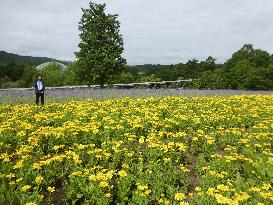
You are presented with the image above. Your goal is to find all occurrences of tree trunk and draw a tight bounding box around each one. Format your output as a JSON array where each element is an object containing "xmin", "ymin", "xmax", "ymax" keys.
[{"xmin": 100, "ymin": 79, "xmax": 104, "ymax": 89}]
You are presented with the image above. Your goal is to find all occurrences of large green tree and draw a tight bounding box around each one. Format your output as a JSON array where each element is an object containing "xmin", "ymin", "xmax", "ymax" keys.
[
  {"xmin": 75, "ymin": 2, "xmax": 126, "ymax": 88},
  {"xmin": 220, "ymin": 44, "xmax": 273, "ymax": 89}
]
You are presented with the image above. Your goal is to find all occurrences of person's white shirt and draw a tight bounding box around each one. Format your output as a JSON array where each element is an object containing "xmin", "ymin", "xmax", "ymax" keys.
[{"xmin": 37, "ymin": 80, "xmax": 43, "ymax": 91}]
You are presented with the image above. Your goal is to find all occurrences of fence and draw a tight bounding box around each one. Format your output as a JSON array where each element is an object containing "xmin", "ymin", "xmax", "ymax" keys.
[{"xmin": 0, "ymin": 79, "xmax": 194, "ymax": 91}]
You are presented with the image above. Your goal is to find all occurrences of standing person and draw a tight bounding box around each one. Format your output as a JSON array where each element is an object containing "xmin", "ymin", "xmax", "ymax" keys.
[{"xmin": 34, "ymin": 74, "xmax": 45, "ymax": 108}]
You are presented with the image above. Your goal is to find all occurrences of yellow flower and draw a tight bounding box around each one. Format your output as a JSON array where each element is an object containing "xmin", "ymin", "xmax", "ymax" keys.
[
  {"xmin": 69, "ymin": 171, "xmax": 82, "ymax": 177},
  {"xmin": 89, "ymin": 174, "xmax": 97, "ymax": 181},
  {"xmin": 99, "ymin": 181, "xmax": 109, "ymax": 188},
  {"xmin": 77, "ymin": 144, "xmax": 87, "ymax": 150},
  {"xmin": 137, "ymin": 184, "xmax": 148, "ymax": 191},
  {"xmin": 22, "ymin": 185, "xmax": 31, "ymax": 192},
  {"xmin": 139, "ymin": 137, "xmax": 145, "ymax": 144},
  {"xmin": 118, "ymin": 170, "xmax": 127, "ymax": 177},
  {"xmin": 105, "ymin": 193, "xmax": 111, "ymax": 197},
  {"xmin": 262, "ymin": 183, "xmax": 272, "ymax": 190},
  {"xmin": 163, "ymin": 158, "xmax": 171, "ymax": 163},
  {"xmin": 32, "ymin": 163, "xmax": 41, "ymax": 170},
  {"xmin": 217, "ymin": 184, "xmax": 230, "ymax": 192},
  {"xmin": 233, "ymin": 192, "xmax": 250, "ymax": 202},
  {"xmin": 47, "ymin": 186, "xmax": 55, "ymax": 192},
  {"xmin": 13, "ymin": 159, "xmax": 24, "ymax": 169},
  {"xmin": 195, "ymin": 186, "xmax": 202, "ymax": 192},
  {"xmin": 249, "ymin": 187, "xmax": 261, "ymax": 192},
  {"xmin": 180, "ymin": 202, "xmax": 189, "ymax": 205},
  {"xmin": 16, "ymin": 177, "xmax": 23, "ymax": 183},
  {"xmin": 127, "ymin": 152, "xmax": 134, "ymax": 157},
  {"xmin": 207, "ymin": 188, "xmax": 216, "ymax": 196},
  {"xmin": 192, "ymin": 137, "xmax": 198, "ymax": 141},
  {"xmin": 175, "ymin": 192, "xmax": 185, "ymax": 201},
  {"xmin": 53, "ymin": 145, "xmax": 60, "ymax": 151},
  {"xmin": 141, "ymin": 189, "xmax": 151, "ymax": 196},
  {"xmin": 9, "ymin": 181, "xmax": 15, "ymax": 185},
  {"xmin": 122, "ymin": 163, "xmax": 129, "ymax": 168},
  {"xmin": 207, "ymin": 139, "xmax": 215, "ymax": 144},
  {"xmin": 180, "ymin": 166, "xmax": 190, "ymax": 173},
  {"xmin": 17, "ymin": 131, "xmax": 26, "ymax": 137},
  {"xmin": 35, "ymin": 176, "xmax": 43, "ymax": 185},
  {"xmin": 25, "ymin": 203, "xmax": 36, "ymax": 205},
  {"xmin": 214, "ymin": 193, "xmax": 232, "ymax": 204},
  {"xmin": 176, "ymin": 143, "xmax": 186, "ymax": 152}
]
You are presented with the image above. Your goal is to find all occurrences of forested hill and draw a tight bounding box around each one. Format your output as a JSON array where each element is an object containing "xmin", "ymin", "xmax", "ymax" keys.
[{"xmin": 0, "ymin": 50, "xmax": 69, "ymax": 65}]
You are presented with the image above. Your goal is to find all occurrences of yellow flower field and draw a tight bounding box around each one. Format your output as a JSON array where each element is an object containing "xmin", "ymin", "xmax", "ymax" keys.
[{"xmin": 0, "ymin": 95, "xmax": 273, "ymax": 204}]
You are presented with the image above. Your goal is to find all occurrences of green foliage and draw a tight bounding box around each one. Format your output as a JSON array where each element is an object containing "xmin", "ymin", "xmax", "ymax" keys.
[
  {"xmin": 188, "ymin": 44, "xmax": 273, "ymax": 90},
  {"xmin": 243, "ymin": 66, "xmax": 273, "ymax": 90},
  {"xmin": 173, "ymin": 60, "xmax": 199, "ymax": 79},
  {"xmin": 229, "ymin": 60, "xmax": 254, "ymax": 89},
  {"xmin": 64, "ymin": 62, "xmax": 83, "ymax": 86},
  {"xmin": 202, "ymin": 56, "xmax": 217, "ymax": 71},
  {"xmin": 141, "ymin": 64, "xmax": 176, "ymax": 81},
  {"xmin": 112, "ymin": 71, "xmax": 135, "ymax": 84},
  {"xmin": 226, "ymin": 44, "xmax": 272, "ymax": 69},
  {"xmin": 137, "ymin": 74, "xmax": 161, "ymax": 83},
  {"xmin": 0, "ymin": 62, "xmax": 25, "ymax": 82},
  {"xmin": 75, "ymin": 2, "xmax": 126, "ymax": 88},
  {"xmin": 219, "ymin": 44, "xmax": 273, "ymax": 90},
  {"xmin": 41, "ymin": 62, "xmax": 64, "ymax": 87},
  {"xmin": 0, "ymin": 76, "xmax": 12, "ymax": 89},
  {"xmin": 195, "ymin": 70, "xmax": 224, "ymax": 89},
  {"xmin": 0, "ymin": 63, "xmax": 7, "ymax": 79},
  {"xmin": 17, "ymin": 65, "xmax": 37, "ymax": 88}
]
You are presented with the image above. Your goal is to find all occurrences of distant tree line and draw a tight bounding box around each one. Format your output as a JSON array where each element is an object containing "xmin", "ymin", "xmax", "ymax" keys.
[
  {"xmin": 119, "ymin": 44, "xmax": 273, "ymax": 90},
  {"xmin": 0, "ymin": 44, "xmax": 273, "ymax": 90}
]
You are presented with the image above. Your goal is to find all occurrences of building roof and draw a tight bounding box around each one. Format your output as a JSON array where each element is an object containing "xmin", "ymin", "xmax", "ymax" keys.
[{"xmin": 36, "ymin": 62, "xmax": 67, "ymax": 72}]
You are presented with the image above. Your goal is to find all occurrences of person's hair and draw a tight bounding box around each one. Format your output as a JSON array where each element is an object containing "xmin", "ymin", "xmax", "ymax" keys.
[{"xmin": 36, "ymin": 74, "xmax": 42, "ymax": 79}]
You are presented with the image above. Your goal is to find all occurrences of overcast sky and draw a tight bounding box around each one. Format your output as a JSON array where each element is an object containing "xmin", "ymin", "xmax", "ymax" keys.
[{"xmin": 0, "ymin": 0, "xmax": 273, "ymax": 65}]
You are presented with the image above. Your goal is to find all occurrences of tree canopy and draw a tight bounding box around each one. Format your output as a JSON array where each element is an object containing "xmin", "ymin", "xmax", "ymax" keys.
[{"xmin": 75, "ymin": 2, "xmax": 126, "ymax": 88}]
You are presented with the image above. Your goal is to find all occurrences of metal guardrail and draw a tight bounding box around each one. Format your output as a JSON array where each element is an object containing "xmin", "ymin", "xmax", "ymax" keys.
[
  {"xmin": 112, "ymin": 79, "xmax": 193, "ymax": 88},
  {"xmin": 0, "ymin": 79, "xmax": 194, "ymax": 91}
]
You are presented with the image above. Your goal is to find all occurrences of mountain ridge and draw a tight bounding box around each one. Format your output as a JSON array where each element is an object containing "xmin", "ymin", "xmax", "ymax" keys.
[{"xmin": 0, "ymin": 50, "xmax": 71, "ymax": 65}]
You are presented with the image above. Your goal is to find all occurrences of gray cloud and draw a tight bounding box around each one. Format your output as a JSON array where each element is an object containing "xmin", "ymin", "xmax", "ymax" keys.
[{"xmin": 0, "ymin": 0, "xmax": 273, "ymax": 64}]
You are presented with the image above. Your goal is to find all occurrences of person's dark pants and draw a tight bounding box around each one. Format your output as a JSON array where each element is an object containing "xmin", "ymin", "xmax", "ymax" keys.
[{"xmin": 35, "ymin": 92, "xmax": 44, "ymax": 106}]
